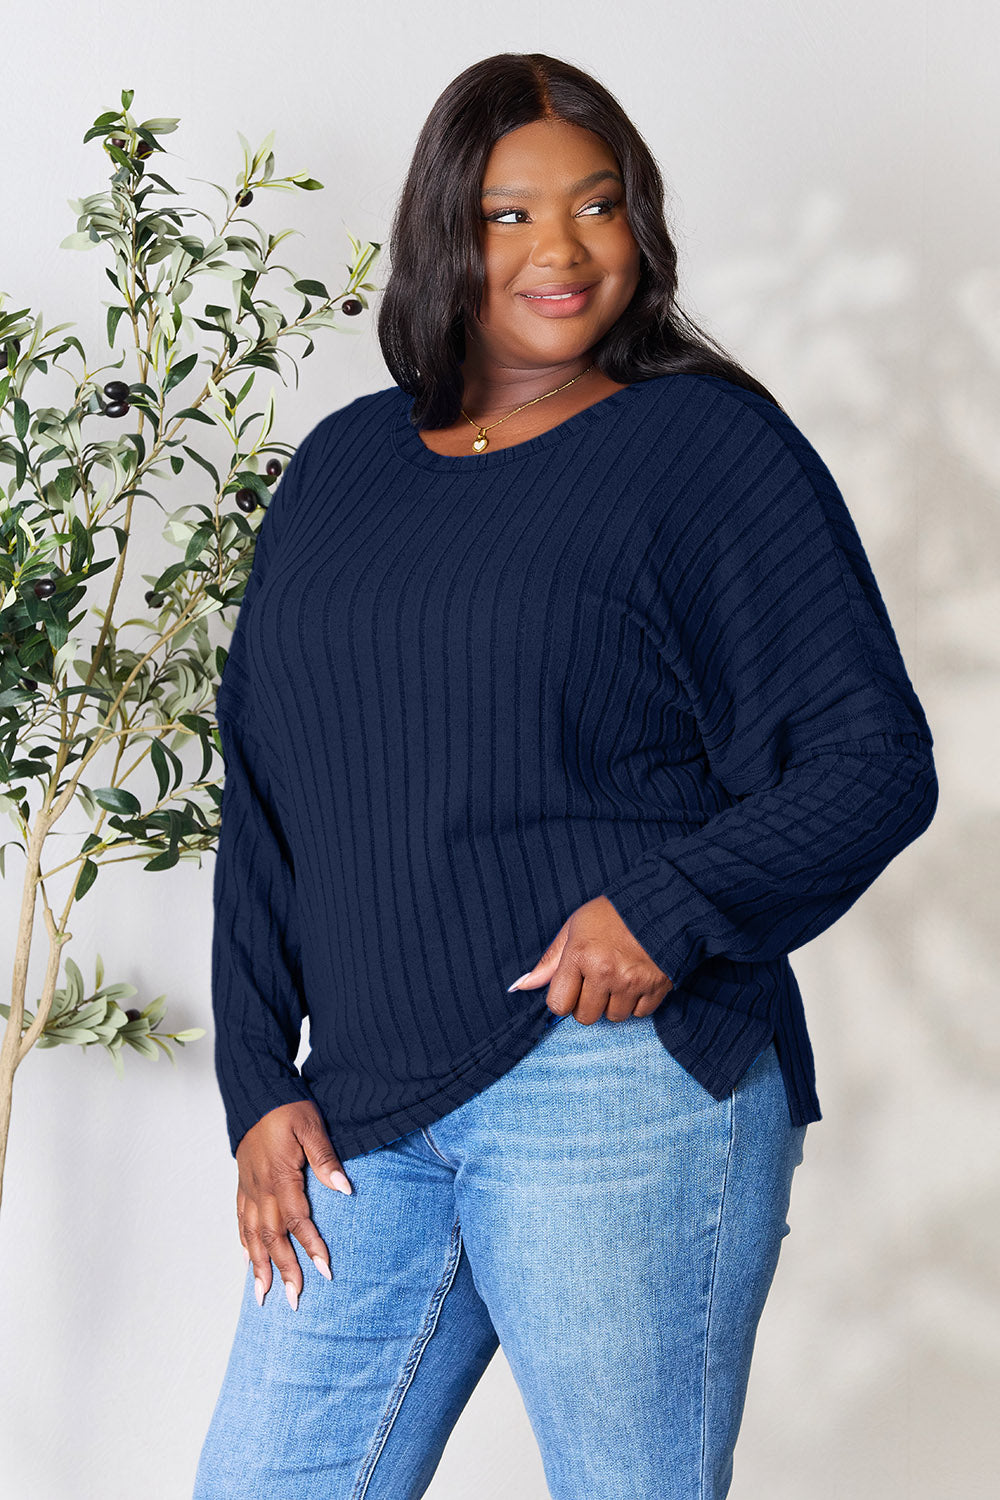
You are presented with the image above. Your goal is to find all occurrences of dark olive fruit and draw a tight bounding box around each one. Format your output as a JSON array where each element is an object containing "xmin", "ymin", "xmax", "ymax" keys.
[
  {"xmin": 110, "ymin": 137, "xmax": 127, "ymax": 151},
  {"xmin": 33, "ymin": 578, "xmax": 57, "ymax": 600},
  {"xmin": 21, "ymin": 677, "xmax": 38, "ymax": 691},
  {"xmin": 4, "ymin": 337, "xmax": 21, "ymax": 359},
  {"xmin": 103, "ymin": 380, "xmax": 130, "ymax": 401},
  {"xmin": 135, "ymin": 141, "xmax": 153, "ymax": 159},
  {"xmin": 105, "ymin": 401, "xmax": 130, "ymax": 418},
  {"xmin": 265, "ymin": 458, "xmax": 282, "ymax": 477},
  {"xmin": 236, "ymin": 190, "xmax": 253, "ymax": 207},
  {"xmin": 235, "ymin": 487, "xmax": 258, "ymax": 513},
  {"xmin": 341, "ymin": 297, "xmax": 363, "ymax": 316},
  {"xmin": 124, "ymin": 1008, "xmax": 142, "ymax": 1022},
  {"xmin": 145, "ymin": 590, "xmax": 166, "ymax": 608}
]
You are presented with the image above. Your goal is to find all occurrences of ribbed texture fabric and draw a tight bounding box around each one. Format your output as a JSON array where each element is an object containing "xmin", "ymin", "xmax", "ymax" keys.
[{"xmin": 210, "ymin": 372, "xmax": 938, "ymax": 1160}]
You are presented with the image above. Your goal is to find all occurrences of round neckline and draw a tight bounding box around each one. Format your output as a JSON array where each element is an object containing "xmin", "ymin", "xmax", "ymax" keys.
[{"xmin": 390, "ymin": 380, "xmax": 647, "ymax": 471}]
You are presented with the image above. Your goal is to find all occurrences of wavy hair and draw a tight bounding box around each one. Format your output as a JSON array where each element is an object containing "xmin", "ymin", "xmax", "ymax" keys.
[{"xmin": 377, "ymin": 52, "xmax": 783, "ymax": 427}]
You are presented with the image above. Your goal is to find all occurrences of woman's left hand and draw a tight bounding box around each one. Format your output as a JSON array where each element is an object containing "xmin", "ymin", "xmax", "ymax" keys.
[{"xmin": 509, "ymin": 896, "xmax": 674, "ymax": 1023}]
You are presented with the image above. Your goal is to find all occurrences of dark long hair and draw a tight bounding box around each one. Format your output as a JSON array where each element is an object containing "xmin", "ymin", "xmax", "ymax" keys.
[{"xmin": 377, "ymin": 52, "xmax": 784, "ymax": 427}]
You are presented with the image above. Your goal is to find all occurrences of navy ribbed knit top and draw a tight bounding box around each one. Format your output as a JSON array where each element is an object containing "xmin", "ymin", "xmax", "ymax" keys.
[{"xmin": 210, "ymin": 372, "xmax": 938, "ymax": 1160}]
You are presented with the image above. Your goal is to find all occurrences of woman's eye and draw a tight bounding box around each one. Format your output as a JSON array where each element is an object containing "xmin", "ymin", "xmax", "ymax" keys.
[
  {"xmin": 485, "ymin": 198, "xmax": 617, "ymax": 225},
  {"xmin": 580, "ymin": 198, "xmax": 616, "ymax": 216}
]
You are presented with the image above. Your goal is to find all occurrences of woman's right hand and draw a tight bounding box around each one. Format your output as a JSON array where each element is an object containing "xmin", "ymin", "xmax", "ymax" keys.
[{"xmin": 234, "ymin": 1100, "xmax": 354, "ymax": 1311}]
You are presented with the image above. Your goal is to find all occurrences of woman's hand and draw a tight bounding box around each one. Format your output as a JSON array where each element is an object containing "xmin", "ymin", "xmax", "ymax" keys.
[
  {"xmin": 235, "ymin": 1100, "xmax": 354, "ymax": 1311},
  {"xmin": 509, "ymin": 895, "xmax": 674, "ymax": 1023}
]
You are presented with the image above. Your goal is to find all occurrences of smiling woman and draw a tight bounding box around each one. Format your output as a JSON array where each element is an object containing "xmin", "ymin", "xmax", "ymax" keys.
[
  {"xmin": 477, "ymin": 133, "xmax": 638, "ymax": 334},
  {"xmin": 376, "ymin": 52, "xmax": 785, "ymax": 444},
  {"xmin": 194, "ymin": 50, "xmax": 938, "ymax": 1500},
  {"xmin": 430, "ymin": 118, "xmax": 640, "ymax": 454}
]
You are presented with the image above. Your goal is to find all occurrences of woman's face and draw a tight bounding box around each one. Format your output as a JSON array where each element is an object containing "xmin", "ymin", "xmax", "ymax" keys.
[{"xmin": 470, "ymin": 118, "xmax": 642, "ymax": 371}]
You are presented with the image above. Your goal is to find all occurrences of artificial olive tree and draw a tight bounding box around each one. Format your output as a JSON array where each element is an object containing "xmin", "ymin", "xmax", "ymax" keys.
[{"xmin": 0, "ymin": 89, "xmax": 379, "ymax": 1212}]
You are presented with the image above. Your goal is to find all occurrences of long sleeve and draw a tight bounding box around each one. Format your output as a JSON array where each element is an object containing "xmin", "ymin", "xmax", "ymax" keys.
[
  {"xmin": 600, "ymin": 383, "xmax": 939, "ymax": 990},
  {"xmin": 210, "ymin": 426, "xmax": 325, "ymax": 1157}
]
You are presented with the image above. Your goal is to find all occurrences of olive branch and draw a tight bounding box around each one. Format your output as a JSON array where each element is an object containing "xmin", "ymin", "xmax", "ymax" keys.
[{"xmin": 0, "ymin": 87, "xmax": 380, "ymax": 1213}]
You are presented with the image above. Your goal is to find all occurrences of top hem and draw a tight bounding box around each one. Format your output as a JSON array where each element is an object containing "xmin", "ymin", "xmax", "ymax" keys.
[
  {"xmin": 307, "ymin": 1003, "xmax": 560, "ymax": 1160},
  {"xmin": 301, "ymin": 991, "xmax": 822, "ymax": 1161}
]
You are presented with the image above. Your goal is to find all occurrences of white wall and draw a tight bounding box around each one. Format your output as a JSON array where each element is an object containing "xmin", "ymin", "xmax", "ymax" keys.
[{"xmin": 1, "ymin": 2, "xmax": 997, "ymax": 1496}]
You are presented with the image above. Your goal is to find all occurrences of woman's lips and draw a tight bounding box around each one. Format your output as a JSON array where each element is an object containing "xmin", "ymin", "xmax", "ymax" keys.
[{"xmin": 517, "ymin": 282, "xmax": 597, "ymax": 318}]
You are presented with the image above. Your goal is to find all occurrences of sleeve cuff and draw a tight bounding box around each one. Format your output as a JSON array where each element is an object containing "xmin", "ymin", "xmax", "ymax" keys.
[
  {"xmin": 221, "ymin": 1073, "xmax": 317, "ymax": 1159},
  {"xmin": 599, "ymin": 875, "xmax": 701, "ymax": 991}
]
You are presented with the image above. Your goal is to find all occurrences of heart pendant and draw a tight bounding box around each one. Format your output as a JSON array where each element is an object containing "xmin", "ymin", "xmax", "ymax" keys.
[{"xmin": 472, "ymin": 432, "xmax": 488, "ymax": 453}]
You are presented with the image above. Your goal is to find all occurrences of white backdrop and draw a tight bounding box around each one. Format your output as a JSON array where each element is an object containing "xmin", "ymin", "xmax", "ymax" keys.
[{"xmin": 1, "ymin": 3, "xmax": 997, "ymax": 1496}]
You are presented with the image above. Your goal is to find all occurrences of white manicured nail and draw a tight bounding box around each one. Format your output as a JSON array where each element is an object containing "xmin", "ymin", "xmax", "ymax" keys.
[{"xmin": 507, "ymin": 971, "xmax": 532, "ymax": 992}]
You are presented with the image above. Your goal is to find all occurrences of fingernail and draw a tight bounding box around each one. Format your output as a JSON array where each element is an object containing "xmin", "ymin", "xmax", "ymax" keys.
[
  {"xmin": 312, "ymin": 1254, "xmax": 333, "ymax": 1281},
  {"xmin": 241, "ymin": 1244, "xmax": 250, "ymax": 1266},
  {"xmin": 330, "ymin": 1170, "xmax": 353, "ymax": 1195},
  {"xmin": 284, "ymin": 1280, "xmax": 298, "ymax": 1311},
  {"xmin": 254, "ymin": 1277, "xmax": 265, "ymax": 1307},
  {"xmin": 507, "ymin": 971, "xmax": 532, "ymax": 992}
]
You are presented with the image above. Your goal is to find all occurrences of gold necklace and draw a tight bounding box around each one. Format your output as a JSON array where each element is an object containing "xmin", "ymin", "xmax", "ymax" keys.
[{"xmin": 460, "ymin": 364, "xmax": 595, "ymax": 453}]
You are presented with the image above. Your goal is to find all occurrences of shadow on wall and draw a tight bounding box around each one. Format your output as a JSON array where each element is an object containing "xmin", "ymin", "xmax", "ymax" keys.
[{"xmin": 680, "ymin": 187, "xmax": 999, "ymax": 1499}]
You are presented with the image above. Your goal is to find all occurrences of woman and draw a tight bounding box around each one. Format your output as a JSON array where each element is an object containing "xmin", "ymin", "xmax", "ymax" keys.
[{"xmin": 194, "ymin": 53, "xmax": 937, "ymax": 1500}]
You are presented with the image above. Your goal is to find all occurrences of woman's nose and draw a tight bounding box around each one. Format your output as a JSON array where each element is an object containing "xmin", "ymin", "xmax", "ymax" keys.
[{"xmin": 529, "ymin": 218, "xmax": 587, "ymax": 269}]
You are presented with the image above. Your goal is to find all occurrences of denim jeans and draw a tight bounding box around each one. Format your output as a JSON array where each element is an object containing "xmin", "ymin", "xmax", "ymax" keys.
[{"xmin": 193, "ymin": 1012, "xmax": 807, "ymax": 1499}]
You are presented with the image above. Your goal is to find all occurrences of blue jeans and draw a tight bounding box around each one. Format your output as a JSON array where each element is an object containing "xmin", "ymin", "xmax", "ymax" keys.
[{"xmin": 193, "ymin": 1013, "xmax": 807, "ymax": 1499}]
